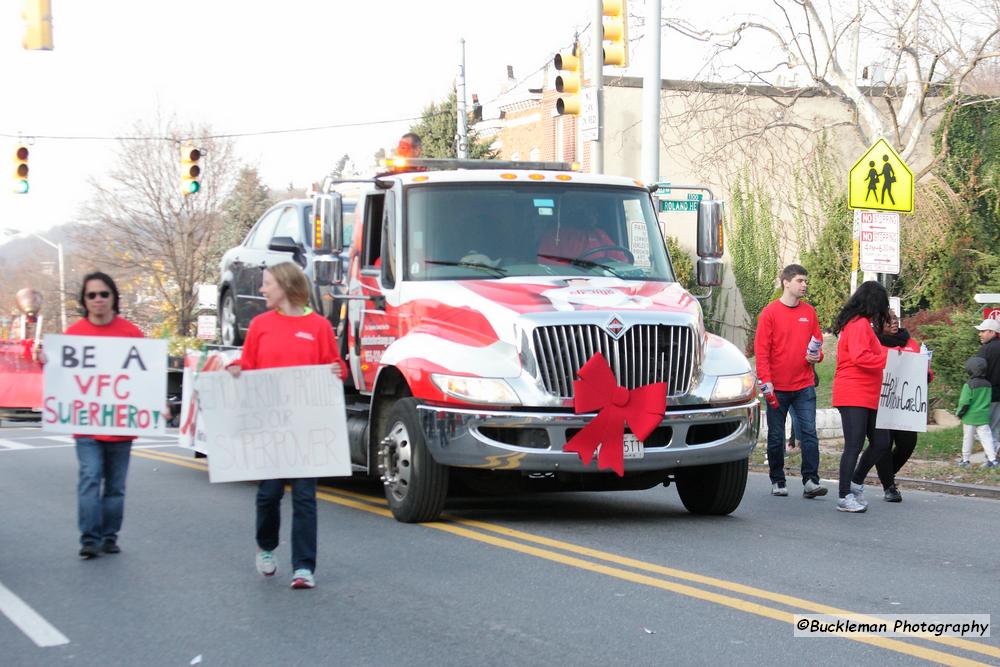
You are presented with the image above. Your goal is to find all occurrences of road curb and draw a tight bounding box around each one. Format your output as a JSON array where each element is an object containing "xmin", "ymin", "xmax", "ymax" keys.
[{"xmin": 749, "ymin": 464, "xmax": 1000, "ymax": 500}]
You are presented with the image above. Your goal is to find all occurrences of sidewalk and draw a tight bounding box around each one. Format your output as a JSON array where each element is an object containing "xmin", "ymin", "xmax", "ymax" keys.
[{"xmin": 752, "ymin": 436, "xmax": 1000, "ymax": 500}]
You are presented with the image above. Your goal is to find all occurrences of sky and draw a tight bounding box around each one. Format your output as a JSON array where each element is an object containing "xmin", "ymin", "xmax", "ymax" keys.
[{"xmin": 0, "ymin": 0, "xmax": 773, "ymax": 239}]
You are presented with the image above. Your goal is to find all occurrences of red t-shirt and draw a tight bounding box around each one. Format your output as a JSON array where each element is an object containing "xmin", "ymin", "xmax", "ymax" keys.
[
  {"xmin": 237, "ymin": 310, "xmax": 346, "ymax": 375},
  {"xmin": 537, "ymin": 227, "xmax": 627, "ymax": 263},
  {"xmin": 64, "ymin": 315, "xmax": 145, "ymax": 442},
  {"xmin": 832, "ymin": 316, "xmax": 889, "ymax": 409},
  {"xmin": 753, "ymin": 299, "xmax": 824, "ymax": 392}
]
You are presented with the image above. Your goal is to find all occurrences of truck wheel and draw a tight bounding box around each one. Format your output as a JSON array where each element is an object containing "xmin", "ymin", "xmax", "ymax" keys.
[
  {"xmin": 377, "ymin": 398, "xmax": 448, "ymax": 523},
  {"xmin": 675, "ymin": 458, "xmax": 748, "ymax": 515},
  {"xmin": 220, "ymin": 291, "xmax": 243, "ymax": 346}
]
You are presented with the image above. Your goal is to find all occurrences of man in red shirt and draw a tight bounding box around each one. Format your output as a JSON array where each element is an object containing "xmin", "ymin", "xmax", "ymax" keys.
[
  {"xmin": 754, "ymin": 264, "xmax": 827, "ymax": 498},
  {"xmin": 537, "ymin": 204, "xmax": 628, "ymax": 265}
]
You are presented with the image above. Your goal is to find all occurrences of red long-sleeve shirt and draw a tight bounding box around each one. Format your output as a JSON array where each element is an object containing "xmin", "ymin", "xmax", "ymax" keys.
[
  {"xmin": 832, "ymin": 316, "xmax": 888, "ymax": 409},
  {"xmin": 236, "ymin": 310, "xmax": 346, "ymax": 376},
  {"xmin": 64, "ymin": 315, "xmax": 145, "ymax": 442},
  {"xmin": 753, "ymin": 299, "xmax": 824, "ymax": 392}
]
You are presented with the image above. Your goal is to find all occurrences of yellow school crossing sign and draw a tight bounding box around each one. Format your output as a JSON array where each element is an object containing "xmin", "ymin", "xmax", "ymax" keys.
[{"xmin": 848, "ymin": 138, "xmax": 914, "ymax": 213}]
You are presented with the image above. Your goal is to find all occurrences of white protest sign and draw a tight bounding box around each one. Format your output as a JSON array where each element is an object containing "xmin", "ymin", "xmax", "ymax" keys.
[
  {"xmin": 875, "ymin": 350, "xmax": 929, "ymax": 432},
  {"xmin": 177, "ymin": 348, "xmax": 240, "ymax": 451},
  {"xmin": 195, "ymin": 365, "xmax": 351, "ymax": 482},
  {"xmin": 42, "ymin": 334, "xmax": 168, "ymax": 436}
]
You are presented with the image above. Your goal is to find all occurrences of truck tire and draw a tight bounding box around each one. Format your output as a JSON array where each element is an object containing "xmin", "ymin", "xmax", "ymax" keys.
[
  {"xmin": 378, "ymin": 398, "xmax": 448, "ymax": 523},
  {"xmin": 220, "ymin": 291, "xmax": 243, "ymax": 346},
  {"xmin": 675, "ymin": 458, "xmax": 748, "ymax": 515}
]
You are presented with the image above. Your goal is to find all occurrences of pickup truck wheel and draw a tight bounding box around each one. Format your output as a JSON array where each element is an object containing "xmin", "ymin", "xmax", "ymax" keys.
[
  {"xmin": 675, "ymin": 458, "xmax": 748, "ymax": 515},
  {"xmin": 220, "ymin": 292, "xmax": 243, "ymax": 346},
  {"xmin": 377, "ymin": 398, "xmax": 448, "ymax": 523}
]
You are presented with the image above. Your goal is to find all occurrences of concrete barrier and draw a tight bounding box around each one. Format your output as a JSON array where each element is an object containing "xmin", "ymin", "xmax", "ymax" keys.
[{"xmin": 757, "ymin": 408, "xmax": 843, "ymax": 442}]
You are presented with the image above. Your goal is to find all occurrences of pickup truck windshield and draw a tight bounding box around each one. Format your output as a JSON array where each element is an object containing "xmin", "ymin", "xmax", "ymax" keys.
[{"xmin": 404, "ymin": 183, "xmax": 675, "ymax": 282}]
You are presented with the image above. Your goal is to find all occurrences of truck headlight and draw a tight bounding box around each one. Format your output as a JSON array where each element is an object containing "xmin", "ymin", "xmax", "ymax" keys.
[
  {"xmin": 431, "ymin": 374, "xmax": 520, "ymax": 405},
  {"xmin": 711, "ymin": 373, "xmax": 755, "ymax": 402}
]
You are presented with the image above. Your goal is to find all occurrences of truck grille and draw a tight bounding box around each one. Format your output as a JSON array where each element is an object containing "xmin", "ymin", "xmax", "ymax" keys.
[{"xmin": 532, "ymin": 324, "xmax": 696, "ymax": 399}]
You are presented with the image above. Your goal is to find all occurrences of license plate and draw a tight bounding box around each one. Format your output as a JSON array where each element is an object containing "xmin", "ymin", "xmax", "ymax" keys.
[{"xmin": 623, "ymin": 434, "xmax": 645, "ymax": 459}]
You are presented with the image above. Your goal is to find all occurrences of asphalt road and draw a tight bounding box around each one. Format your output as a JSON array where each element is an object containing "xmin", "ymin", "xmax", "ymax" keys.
[{"xmin": 2, "ymin": 423, "xmax": 998, "ymax": 666}]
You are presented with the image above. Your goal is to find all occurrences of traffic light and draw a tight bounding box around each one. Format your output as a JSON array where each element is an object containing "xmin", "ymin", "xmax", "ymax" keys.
[
  {"xmin": 180, "ymin": 144, "xmax": 202, "ymax": 195},
  {"xmin": 602, "ymin": 0, "xmax": 628, "ymax": 67},
  {"xmin": 554, "ymin": 42, "xmax": 582, "ymax": 115},
  {"xmin": 21, "ymin": 0, "xmax": 54, "ymax": 51},
  {"xmin": 14, "ymin": 145, "xmax": 29, "ymax": 194}
]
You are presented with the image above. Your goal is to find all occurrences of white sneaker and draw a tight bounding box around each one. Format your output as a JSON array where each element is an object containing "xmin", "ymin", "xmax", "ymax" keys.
[
  {"xmin": 771, "ymin": 482, "xmax": 788, "ymax": 496},
  {"xmin": 837, "ymin": 493, "xmax": 867, "ymax": 513},
  {"xmin": 255, "ymin": 550, "xmax": 277, "ymax": 576},
  {"xmin": 850, "ymin": 482, "xmax": 868, "ymax": 507},
  {"xmin": 803, "ymin": 479, "xmax": 828, "ymax": 498},
  {"xmin": 290, "ymin": 569, "xmax": 315, "ymax": 589}
]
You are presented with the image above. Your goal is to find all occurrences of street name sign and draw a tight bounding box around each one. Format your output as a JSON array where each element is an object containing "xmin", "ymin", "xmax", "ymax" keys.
[
  {"xmin": 858, "ymin": 210, "xmax": 900, "ymax": 274},
  {"xmin": 848, "ymin": 138, "xmax": 914, "ymax": 213},
  {"xmin": 660, "ymin": 199, "xmax": 699, "ymax": 212},
  {"xmin": 580, "ymin": 88, "xmax": 599, "ymax": 142}
]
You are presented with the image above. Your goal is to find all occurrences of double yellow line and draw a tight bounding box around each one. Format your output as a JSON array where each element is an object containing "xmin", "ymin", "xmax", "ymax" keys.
[{"xmin": 134, "ymin": 448, "xmax": 999, "ymax": 666}]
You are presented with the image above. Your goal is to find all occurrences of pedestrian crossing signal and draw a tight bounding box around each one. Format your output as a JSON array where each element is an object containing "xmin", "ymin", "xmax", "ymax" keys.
[
  {"xmin": 180, "ymin": 144, "xmax": 202, "ymax": 195},
  {"xmin": 14, "ymin": 145, "xmax": 29, "ymax": 194}
]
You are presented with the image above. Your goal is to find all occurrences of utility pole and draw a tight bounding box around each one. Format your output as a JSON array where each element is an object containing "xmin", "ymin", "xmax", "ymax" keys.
[
  {"xmin": 456, "ymin": 38, "xmax": 469, "ymax": 159},
  {"xmin": 590, "ymin": 0, "xmax": 604, "ymax": 173},
  {"xmin": 640, "ymin": 0, "xmax": 661, "ymax": 184}
]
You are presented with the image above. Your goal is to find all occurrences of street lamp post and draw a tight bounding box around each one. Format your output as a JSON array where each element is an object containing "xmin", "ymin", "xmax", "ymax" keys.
[{"xmin": 3, "ymin": 229, "xmax": 67, "ymax": 331}]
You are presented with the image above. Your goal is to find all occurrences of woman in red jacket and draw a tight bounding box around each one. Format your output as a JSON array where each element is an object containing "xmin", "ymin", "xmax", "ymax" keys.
[
  {"xmin": 227, "ymin": 262, "xmax": 348, "ymax": 589},
  {"xmin": 873, "ymin": 310, "xmax": 932, "ymax": 502},
  {"xmin": 831, "ymin": 281, "xmax": 890, "ymax": 513}
]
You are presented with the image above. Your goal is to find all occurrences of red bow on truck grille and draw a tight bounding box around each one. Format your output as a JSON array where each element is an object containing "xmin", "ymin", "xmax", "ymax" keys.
[{"xmin": 564, "ymin": 352, "xmax": 667, "ymax": 477}]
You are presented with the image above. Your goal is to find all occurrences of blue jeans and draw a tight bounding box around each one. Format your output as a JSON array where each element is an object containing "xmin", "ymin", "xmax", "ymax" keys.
[
  {"xmin": 256, "ymin": 479, "xmax": 317, "ymax": 572},
  {"xmin": 766, "ymin": 386, "xmax": 820, "ymax": 485},
  {"xmin": 75, "ymin": 438, "xmax": 133, "ymax": 546}
]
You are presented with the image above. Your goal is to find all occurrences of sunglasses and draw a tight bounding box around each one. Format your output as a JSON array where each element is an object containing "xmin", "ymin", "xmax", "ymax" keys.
[{"xmin": 86, "ymin": 291, "xmax": 111, "ymax": 300}]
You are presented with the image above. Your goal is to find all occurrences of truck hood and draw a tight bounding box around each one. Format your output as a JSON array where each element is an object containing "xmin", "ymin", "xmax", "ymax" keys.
[{"xmin": 381, "ymin": 278, "xmax": 704, "ymax": 380}]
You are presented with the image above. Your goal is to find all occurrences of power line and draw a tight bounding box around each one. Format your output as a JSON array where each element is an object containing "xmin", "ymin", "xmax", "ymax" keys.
[{"xmin": 0, "ymin": 111, "xmax": 447, "ymax": 143}]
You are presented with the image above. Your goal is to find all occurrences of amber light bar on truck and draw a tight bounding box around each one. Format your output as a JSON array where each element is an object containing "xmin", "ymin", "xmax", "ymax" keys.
[{"xmin": 379, "ymin": 157, "xmax": 580, "ymax": 174}]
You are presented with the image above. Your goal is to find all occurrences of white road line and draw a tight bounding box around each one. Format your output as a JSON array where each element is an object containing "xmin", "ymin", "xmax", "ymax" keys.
[
  {"xmin": 0, "ymin": 581, "xmax": 69, "ymax": 647},
  {"xmin": 0, "ymin": 442, "xmax": 178, "ymax": 451},
  {"xmin": 0, "ymin": 439, "xmax": 33, "ymax": 450}
]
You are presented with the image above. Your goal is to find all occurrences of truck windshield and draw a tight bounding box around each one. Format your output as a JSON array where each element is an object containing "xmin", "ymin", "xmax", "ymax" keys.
[{"xmin": 404, "ymin": 183, "xmax": 675, "ymax": 282}]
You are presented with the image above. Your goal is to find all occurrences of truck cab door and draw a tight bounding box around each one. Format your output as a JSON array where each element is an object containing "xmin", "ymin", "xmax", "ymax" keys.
[{"xmin": 348, "ymin": 190, "xmax": 398, "ymax": 393}]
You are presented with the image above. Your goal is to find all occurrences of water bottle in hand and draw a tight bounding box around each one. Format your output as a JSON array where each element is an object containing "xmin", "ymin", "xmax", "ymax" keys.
[{"xmin": 806, "ymin": 336, "xmax": 822, "ymax": 359}]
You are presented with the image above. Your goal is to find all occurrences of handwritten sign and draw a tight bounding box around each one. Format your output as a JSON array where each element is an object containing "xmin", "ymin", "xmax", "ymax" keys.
[
  {"xmin": 875, "ymin": 350, "xmax": 928, "ymax": 432},
  {"xmin": 195, "ymin": 365, "xmax": 351, "ymax": 482},
  {"xmin": 42, "ymin": 334, "xmax": 168, "ymax": 436},
  {"xmin": 177, "ymin": 348, "xmax": 240, "ymax": 452}
]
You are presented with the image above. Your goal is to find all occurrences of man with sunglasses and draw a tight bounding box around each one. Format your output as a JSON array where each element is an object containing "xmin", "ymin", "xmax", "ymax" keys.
[{"xmin": 62, "ymin": 272, "xmax": 145, "ymax": 559}]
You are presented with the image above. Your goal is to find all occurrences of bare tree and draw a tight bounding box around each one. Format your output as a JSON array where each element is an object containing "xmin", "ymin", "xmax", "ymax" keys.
[
  {"xmin": 79, "ymin": 118, "xmax": 238, "ymax": 336},
  {"xmin": 666, "ymin": 0, "xmax": 1000, "ymax": 163}
]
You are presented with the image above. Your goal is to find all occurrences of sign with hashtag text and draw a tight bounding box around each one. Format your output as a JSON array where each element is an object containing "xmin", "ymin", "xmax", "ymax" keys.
[{"xmin": 875, "ymin": 350, "xmax": 929, "ymax": 432}]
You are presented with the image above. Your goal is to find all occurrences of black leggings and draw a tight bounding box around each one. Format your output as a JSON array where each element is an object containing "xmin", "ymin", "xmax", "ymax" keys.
[
  {"xmin": 874, "ymin": 429, "xmax": 918, "ymax": 489},
  {"xmin": 837, "ymin": 406, "xmax": 890, "ymax": 498}
]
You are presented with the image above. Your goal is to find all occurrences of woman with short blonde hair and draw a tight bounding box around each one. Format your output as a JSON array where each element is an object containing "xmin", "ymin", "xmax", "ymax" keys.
[{"xmin": 263, "ymin": 261, "xmax": 310, "ymax": 308}]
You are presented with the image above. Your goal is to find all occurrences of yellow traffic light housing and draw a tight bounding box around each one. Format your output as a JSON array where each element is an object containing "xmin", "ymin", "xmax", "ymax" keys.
[
  {"xmin": 21, "ymin": 0, "xmax": 54, "ymax": 51},
  {"xmin": 602, "ymin": 0, "xmax": 628, "ymax": 67},
  {"xmin": 554, "ymin": 43, "xmax": 582, "ymax": 115},
  {"xmin": 14, "ymin": 145, "xmax": 29, "ymax": 194},
  {"xmin": 180, "ymin": 144, "xmax": 202, "ymax": 195}
]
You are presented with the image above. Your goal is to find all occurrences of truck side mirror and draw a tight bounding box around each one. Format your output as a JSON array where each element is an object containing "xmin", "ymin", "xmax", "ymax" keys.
[
  {"xmin": 696, "ymin": 200, "xmax": 725, "ymax": 287},
  {"xmin": 314, "ymin": 193, "xmax": 344, "ymax": 282},
  {"xmin": 696, "ymin": 200, "xmax": 724, "ymax": 259}
]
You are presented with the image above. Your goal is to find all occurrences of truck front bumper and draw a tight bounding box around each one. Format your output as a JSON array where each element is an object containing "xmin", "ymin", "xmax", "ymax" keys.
[{"xmin": 416, "ymin": 400, "xmax": 760, "ymax": 472}]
